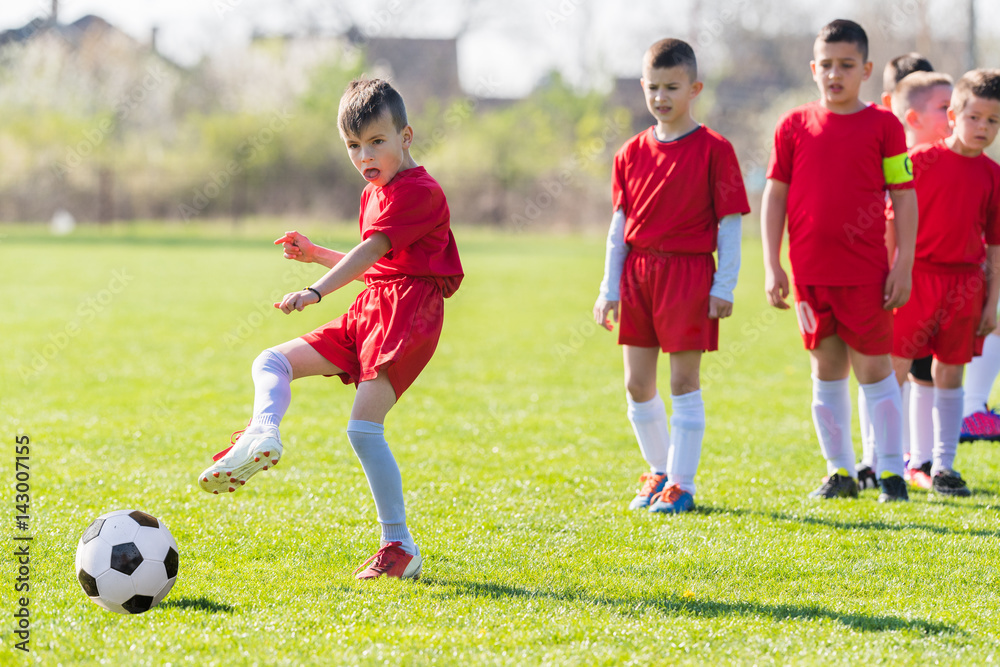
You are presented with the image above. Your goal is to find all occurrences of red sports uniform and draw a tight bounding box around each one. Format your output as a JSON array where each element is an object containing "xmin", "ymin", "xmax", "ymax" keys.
[
  {"xmin": 767, "ymin": 102, "xmax": 913, "ymax": 354},
  {"xmin": 892, "ymin": 141, "xmax": 1000, "ymax": 364},
  {"xmin": 612, "ymin": 125, "xmax": 750, "ymax": 352},
  {"xmin": 302, "ymin": 166, "xmax": 463, "ymax": 397}
]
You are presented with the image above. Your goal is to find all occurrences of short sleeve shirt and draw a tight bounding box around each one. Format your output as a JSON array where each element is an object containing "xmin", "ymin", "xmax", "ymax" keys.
[
  {"xmin": 766, "ymin": 102, "xmax": 913, "ymax": 285},
  {"xmin": 910, "ymin": 140, "xmax": 1000, "ymax": 266},
  {"xmin": 612, "ymin": 125, "xmax": 750, "ymax": 254},
  {"xmin": 361, "ymin": 166, "xmax": 463, "ymax": 297}
]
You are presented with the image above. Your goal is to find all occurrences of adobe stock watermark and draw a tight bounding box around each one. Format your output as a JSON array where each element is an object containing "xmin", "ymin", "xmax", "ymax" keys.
[
  {"xmin": 877, "ymin": 0, "xmax": 925, "ymax": 39},
  {"xmin": 508, "ymin": 111, "xmax": 629, "ymax": 232},
  {"xmin": 340, "ymin": 0, "xmax": 404, "ymax": 61},
  {"xmin": 178, "ymin": 110, "xmax": 294, "ymax": 221},
  {"xmin": 410, "ymin": 75, "xmax": 503, "ymax": 163},
  {"xmin": 17, "ymin": 269, "xmax": 134, "ymax": 382},
  {"xmin": 51, "ymin": 64, "xmax": 169, "ymax": 177},
  {"xmin": 222, "ymin": 259, "xmax": 316, "ymax": 348},
  {"xmin": 695, "ymin": 0, "xmax": 754, "ymax": 48}
]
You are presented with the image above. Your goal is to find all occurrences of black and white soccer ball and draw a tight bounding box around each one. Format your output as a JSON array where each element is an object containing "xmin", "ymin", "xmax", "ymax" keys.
[{"xmin": 75, "ymin": 509, "xmax": 179, "ymax": 614}]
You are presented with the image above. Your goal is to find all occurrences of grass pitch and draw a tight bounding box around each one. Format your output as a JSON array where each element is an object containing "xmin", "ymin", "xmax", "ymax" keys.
[{"xmin": 2, "ymin": 222, "xmax": 1000, "ymax": 666}]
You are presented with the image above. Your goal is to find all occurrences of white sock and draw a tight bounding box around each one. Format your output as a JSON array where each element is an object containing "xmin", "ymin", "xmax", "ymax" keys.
[
  {"xmin": 909, "ymin": 382, "xmax": 934, "ymax": 468},
  {"xmin": 249, "ymin": 349, "xmax": 292, "ymax": 430},
  {"xmin": 346, "ymin": 420, "xmax": 416, "ymax": 556},
  {"xmin": 964, "ymin": 333, "xmax": 1000, "ymax": 416},
  {"xmin": 858, "ymin": 390, "xmax": 876, "ymax": 468},
  {"xmin": 901, "ymin": 380, "xmax": 911, "ymax": 458},
  {"xmin": 860, "ymin": 373, "xmax": 905, "ymax": 478},
  {"xmin": 932, "ymin": 387, "xmax": 964, "ymax": 475},
  {"xmin": 626, "ymin": 393, "xmax": 669, "ymax": 474},
  {"xmin": 668, "ymin": 390, "xmax": 705, "ymax": 495},
  {"xmin": 812, "ymin": 376, "xmax": 855, "ymax": 475}
]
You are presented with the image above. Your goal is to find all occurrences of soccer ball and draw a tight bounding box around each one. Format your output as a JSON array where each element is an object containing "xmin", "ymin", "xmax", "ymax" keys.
[{"xmin": 75, "ymin": 509, "xmax": 179, "ymax": 614}]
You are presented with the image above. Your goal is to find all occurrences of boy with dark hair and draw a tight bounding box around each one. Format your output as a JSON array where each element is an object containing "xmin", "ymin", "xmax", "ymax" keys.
[
  {"xmin": 594, "ymin": 37, "xmax": 750, "ymax": 514},
  {"xmin": 892, "ymin": 68, "xmax": 1000, "ymax": 496},
  {"xmin": 881, "ymin": 53, "xmax": 934, "ymax": 108},
  {"xmin": 762, "ymin": 19, "xmax": 917, "ymax": 502},
  {"xmin": 197, "ymin": 77, "xmax": 463, "ymax": 579},
  {"xmin": 856, "ymin": 54, "xmax": 938, "ymax": 491}
]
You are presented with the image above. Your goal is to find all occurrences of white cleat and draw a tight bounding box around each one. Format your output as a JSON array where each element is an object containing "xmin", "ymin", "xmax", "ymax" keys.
[{"xmin": 198, "ymin": 427, "xmax": 282, "ymax": 494}]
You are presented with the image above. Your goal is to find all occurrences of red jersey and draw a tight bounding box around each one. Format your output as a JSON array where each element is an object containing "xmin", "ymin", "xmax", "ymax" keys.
[
  {"xmin": 360, "ymin": 166, "xmax": 463, "ymax": 297},
  {"xmin": 612, "ymin": 125, "xmax": 750, "ymax": 254},
  {"xmin": 910, "ymin": 141, "xmax": 1000, "ymax": 267},
  {"xmin": 767, "ymin": 102, "xmax": 913, "ymax": 286}
]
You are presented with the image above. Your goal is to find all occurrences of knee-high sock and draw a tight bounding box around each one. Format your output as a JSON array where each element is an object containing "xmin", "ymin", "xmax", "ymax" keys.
[
  {"xmin": 250, "ymin": 349, "xmax": 292, "ymax": 430},
  {"xmin": 932, "ymin": 387, "xmax": 964, "ymax": 475},
  {"xmin": 860, "ymin": 373, "xmax": 905, "ymax": 478},
  {"xmin": 812, "ymin": 376, "xmax": 855, "ymax": 475},
  {"xmin": 626, "ymin": 393, "xmax": 669, "ymax": 473},
  {"xmin": 346, "ymin": 420, "xmax": 416, "ymax": 555},
  {"xmin": 964, "ymin": 333, "xmax": 1000, "ymax": 416},
  {"xmin": 668, "ymin": 390, "xmax": 705, "ymax": 495},
  {"xmin": 859, "ymin": 391, "xmax": 875, "ymax": 468},
  {"xmin": 909, "ymin": 382, "xmax": 934, "ymax": 468}
]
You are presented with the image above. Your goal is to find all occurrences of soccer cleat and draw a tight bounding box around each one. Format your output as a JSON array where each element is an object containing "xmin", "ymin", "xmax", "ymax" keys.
[
  {"xmin": 855, "ymin": 463, "xmax": 879, "ymax": 491},
  {"xmin": 354, "ymin": 541, "xmax": 422, "ymax": 580},
  {"xmin": 877, "ymin": 472, "xmax": 909, "ymax": 503},
  {"xmin": 628, "ymin": 472, "xmax": 668, "ymax": 510},
  {"xmin": 932, "ymin": 469, "xmax": 972, "ymax": 497},
  {"xmin": 906, "ymin": 460, "xmax": 933, "ymax": 490},
  {"xmin": 808, "ymin": 469, "xmax": 858, "ymax": 499},
  {"xmin": 959, "ymin": 407, "xmax": 1000, "ymax": 443},
  {"xmin": 198, "ymin": 425, "xmax": 282, "ymax": 494},
  {"xmin": 648, "ymin": 483, "xmax": 694, "ymax": 514}
]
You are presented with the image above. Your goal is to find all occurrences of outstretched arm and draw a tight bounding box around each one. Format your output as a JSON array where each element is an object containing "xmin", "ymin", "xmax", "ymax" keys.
[
  {"xmin": 274, "ymin": 231, "xmax": 348, "ymax": 270},
  {"xmin": 593, "ymin": 208, "xmax": 628, "ymax": 330},
  {"xmin": 275, "ymin": 232, "xmax": 391, "ymax": 313},
  {"xmin": 761, "ymin": 179, "xmax": 791, "ymax": 309},
  {"xmin": 709, "ymin": 213, "xmax": 742, "ymax": 319},
  {"xmin": 884, "ymin": 188, "xmax": 916, "ymax": 310}
]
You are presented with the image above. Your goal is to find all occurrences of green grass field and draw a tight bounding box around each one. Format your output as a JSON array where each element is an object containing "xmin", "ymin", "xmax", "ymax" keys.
[{"xmin": 3, "ymin": 222, "xmax": 1000, "ymax": 666}]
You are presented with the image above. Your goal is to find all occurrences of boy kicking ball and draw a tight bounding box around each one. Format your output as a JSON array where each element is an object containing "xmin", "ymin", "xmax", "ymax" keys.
[
  {"xmin": 593, "ymin": 38, "xmax": 750, "ymax": 514},
  {"xmin": 197, "ymin": 78, "xmax": 463, "ymax": 580}
]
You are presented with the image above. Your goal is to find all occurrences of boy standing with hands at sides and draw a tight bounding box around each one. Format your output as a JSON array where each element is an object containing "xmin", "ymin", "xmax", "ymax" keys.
[
  {"xmin": 891, "ymin": 69, "xmax": 1000, "ymax": 497},
  {"xmin": 855, "ymin": 53, "xmax": 936, "ymax": 491},
  {"xmin": 593, "ymin": 38, "xmax": 750, "ymax": 514},
  {"xmin": 196, "ymin": 78, "xmax": 463, "ymax": 580},
  {"xmin": 887, "ymin": 70, "xmax": 958, "ymax": 490},
  {"xmin": 762, "ymin": 20, "xmax": 917, "ymax": 502}
]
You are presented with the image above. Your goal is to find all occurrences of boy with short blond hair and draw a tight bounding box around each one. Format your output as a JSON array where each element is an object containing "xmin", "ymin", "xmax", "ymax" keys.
[
  {"xmin": 892, "ymin": 69, "xmax": 1000, "ymax": 497},
  {"xmin": 762, "ymin": 20, "xmax": 917, "ymax": 502},
  {"xmin": 593, "ymin": 38, "xmax": 750, "ymax": 514},
  {"xmin": 197, "ymin": 77, "xmax": 463, "ymax": 579}
]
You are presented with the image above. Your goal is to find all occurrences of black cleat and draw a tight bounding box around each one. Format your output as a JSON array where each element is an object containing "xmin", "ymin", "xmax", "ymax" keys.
[
  {"xmin": 932, "ymin": 470, "xmax": 972, "ymax": 497},
  {"xmin": 809, "ymin": 470, "xmax": 859, "ymax": 499},
  {"xmin": 855, "ymin": 463, "xmax": 879, "ymax": 491},
  {"xmin": 877, "ymin": 473, "xmax": 909, "ymax": 503}
]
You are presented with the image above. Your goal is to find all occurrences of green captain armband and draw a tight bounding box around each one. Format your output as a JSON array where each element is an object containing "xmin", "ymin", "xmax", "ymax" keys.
[{"xmin": 883, "ymin": 153, "xmax": 913, "ymax": 186}]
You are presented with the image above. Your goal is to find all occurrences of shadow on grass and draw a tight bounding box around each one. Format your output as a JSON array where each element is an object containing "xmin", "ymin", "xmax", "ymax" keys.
[
  {"xmin": 159, "ymin": 596, "xmax": 235, "ymax": 613},
  {"xmin": 694, "ymin": 504, "xmax": 1000, "ymax": 538},
  {"xmin": 423, "ymin": 578, "xmax": 960, "ymax": 636}
]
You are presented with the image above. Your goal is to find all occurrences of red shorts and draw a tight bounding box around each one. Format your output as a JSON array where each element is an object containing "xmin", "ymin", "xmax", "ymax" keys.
[
  {"xmin": 618, "ymin": 250, "xmax": 718, "ymax": 353},
  {"xmin": 793, "ymin": 283, "xmax": 893, "ymax": 355},
  {"xmin": 892, "ymin": 264, "xmax": 985, "ymax": 364},
  {"xmin": 301, "ymin": 275, "xmax": 444, "ymax": 399}
]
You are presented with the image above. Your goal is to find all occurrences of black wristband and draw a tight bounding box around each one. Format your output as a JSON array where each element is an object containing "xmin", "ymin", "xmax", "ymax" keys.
[{"xmin": 305, "ymin": 286, "xmax": 322, "ymax": 303}]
